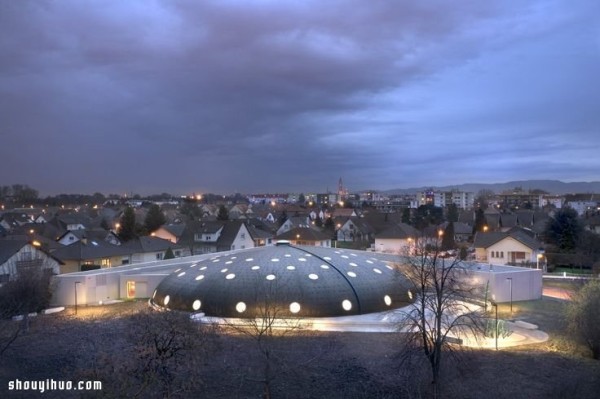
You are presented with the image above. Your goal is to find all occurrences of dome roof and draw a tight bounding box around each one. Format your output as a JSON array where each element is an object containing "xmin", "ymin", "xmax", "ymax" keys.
[{"xmin": 150, "ymin": 243, "xmax": 414, "ymax": 318}]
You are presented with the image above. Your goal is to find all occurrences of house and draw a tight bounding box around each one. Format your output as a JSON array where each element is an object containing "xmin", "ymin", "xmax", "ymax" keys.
[
  {"xmin": 229, "ymin": 204, "xmax": 253, "ymax": 219},
  {"xmin": 57, "ymin": 228, "xmax": 120, "ymax": 246},
  {"xmin": 331, "ymin": 208, "xmax": 357, "ymax": 218},
  {"xmin": 438, "ymin": 221, "xmax": 472, "ymax": 242},
  {"xmin": 179, "ymin": 221, "xmax": 255, "ymax": 255},
  {"xmin": 152, "ymin": 224, "xmax": 186, "ymax": 244},
  {"xmin": 50, "ymin": 234, "xmax": 186, "ymax": 274},
  {"xmin": 0, "ymin": 212, "xmax": 32, "ymax": 231},
  {"xmin": 246, "ymin": 224, "xmax": 275, "ymax": 247},
  {"xmin": 0, "ymin": 239, "xmax": 62, "ymax": 283},
  {"xmin": 122, "ymin": 236, "xmax": 187, "ymax": 263},
  {"xmin": 50, "ymin": 239, "xmax": 133, "ymax": 273},
  {"xmin": 473, "ymin": 228, "xmax": 544, "ymax": 266},
  {"xmin": 374, "ymin": 223, "xmax": 419, "ymax": 254},
  {"xmin": 276, "ymin": 216, "xmax": 311, "ymax": 236},
  {"xmin": 336, "ymin": 217, "xmax": 375, "ymax": 242},
  {"xmin": 275, "ymin": 227, "xmax": 331, "ymax": 247}
]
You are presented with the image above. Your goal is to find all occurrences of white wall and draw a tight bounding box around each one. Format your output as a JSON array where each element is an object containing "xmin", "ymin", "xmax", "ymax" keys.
[{"xmin": 469, "ymin": 265, "xmax": 543, "ymax": 303}]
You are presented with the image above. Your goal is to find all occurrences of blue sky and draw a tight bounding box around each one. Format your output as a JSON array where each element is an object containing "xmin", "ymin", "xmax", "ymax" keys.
[{"xmin": 1, "ymin": 0, "xmax": 599, "ymax": 195}]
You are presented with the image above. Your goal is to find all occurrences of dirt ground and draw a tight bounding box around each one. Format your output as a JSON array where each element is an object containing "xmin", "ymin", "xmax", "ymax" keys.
[{"xmin": 1, "ymin": 297, "xmax": 599, "ymax": 399}]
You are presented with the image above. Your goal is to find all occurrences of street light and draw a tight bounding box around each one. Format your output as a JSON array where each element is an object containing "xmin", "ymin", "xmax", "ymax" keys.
[
  {"xmin": 74, "ymin": 281, "xmax": 81, "ymax": 315},
  {"xmin": 506, "ymin": 277, "xmax": 513, "ymax": 314},
  {"xmin": 536, "ymin": 253, "xmax": 543, "ymax": 270},
  {"xmin": 491, "ymin": 301, "xmax": 498, "ymax": 350}
]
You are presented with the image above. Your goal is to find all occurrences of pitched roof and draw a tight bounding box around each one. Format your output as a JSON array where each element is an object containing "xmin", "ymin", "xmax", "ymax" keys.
[
  {"xmin": 0, "ymin": 239, "xmax": 29, "ymax": 265},
  {"xmin": 160, "ymin": 224, "xmax": 186, "ymax": 238},
  {"xmin": 50, "ymin": 239, "xmax": 132, "ymax": 261},
  {"xmin": 473, "ymin": 228, "xmax": 542, "ymax": 250},
  {"xmin": 376, "ymin": 223, "xmax": 419, "ymax": 239},
  {"xmin": 0, "ymin": 238, "xmax": 64, "ymax": 266},
  {"xmin": 276, "ymin": 227, "xmax": 330, "ymax": 241},
  {"xmin": 216, "ymin": 221, "xmax": 246, "ymax": 250},
  {"xmin": 122, "ymin": 236, "xmax": 181, "ymax": 253}
]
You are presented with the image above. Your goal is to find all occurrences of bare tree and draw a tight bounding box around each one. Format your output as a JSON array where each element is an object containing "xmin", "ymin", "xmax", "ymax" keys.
[
  {"xmin": 566, "ymin": 279, "xmax": 600, "ymax": 359},
  {"xmin": 224, "ymin": 277, "xmax": 312, "ymax": 399},
  {"xmin": 0, "ymin": 257, "xmax": 54, "ymax": 356},
  {"xmin": 79, "ymin": 308, "xmax": 218, "ymax": 398},
  {"xmin": 395, "ymin": 236, "xmax": 485, "ymax": 398}
]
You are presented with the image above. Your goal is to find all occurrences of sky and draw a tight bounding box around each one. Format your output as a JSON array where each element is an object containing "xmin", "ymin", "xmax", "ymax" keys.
[{"xmin": 1, "ymin": 0, "xmax": 599, "ymax": 196}]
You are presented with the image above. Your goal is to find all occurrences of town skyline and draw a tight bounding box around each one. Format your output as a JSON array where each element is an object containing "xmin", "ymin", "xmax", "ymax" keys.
[
  {"xmin": 2, "ymin": 178, "xmax": 600, "ymax": 200},
  {"xmin": 2, "ymin": 1, "xmax": 599, "ymax": 196}
]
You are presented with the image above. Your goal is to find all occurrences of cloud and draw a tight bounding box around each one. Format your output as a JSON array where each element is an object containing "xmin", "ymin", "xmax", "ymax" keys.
[{"xmin": 1, "ymin": 0, "xmax": 599, "ymax": 195}]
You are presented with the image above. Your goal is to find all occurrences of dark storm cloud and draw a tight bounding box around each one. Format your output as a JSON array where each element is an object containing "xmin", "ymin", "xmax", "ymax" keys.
[{"xmin": 1, "ymin": 0, "xmax": 599, "ymax": 195}]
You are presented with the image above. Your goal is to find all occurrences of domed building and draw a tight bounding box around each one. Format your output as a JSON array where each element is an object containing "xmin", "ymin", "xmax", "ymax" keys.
[{"xmin": 150, "ymin": 242, "xmax": 415, "ymax": 318}]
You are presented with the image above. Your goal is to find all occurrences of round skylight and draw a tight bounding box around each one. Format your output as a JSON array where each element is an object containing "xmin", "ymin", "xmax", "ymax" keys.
[
  {"xmin": 342, "ymin": 300, "xmax": 352, "ymax": 311},
  {"xmin": 193, "ymin": 300, "xmax": 202, "ymax": 311},
  {"xmin": 289, "ymin": 302, "xmax": 301, "ymax": 314}
]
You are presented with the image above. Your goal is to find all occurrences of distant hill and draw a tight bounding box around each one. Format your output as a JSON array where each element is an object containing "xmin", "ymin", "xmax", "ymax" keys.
[{"xmin": 383, "ymin": 180, "xmax": 600, "ymax": 195}]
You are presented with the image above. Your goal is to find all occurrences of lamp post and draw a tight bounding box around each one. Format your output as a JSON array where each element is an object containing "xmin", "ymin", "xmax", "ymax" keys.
[
  {"xmin": 74, "ymin": 281, "xmax": 81, "ymax": 315},
  {"xmin": 506, "ymin": 277, "xmax": 513, "ymax": 314},
  {"xmin": 491, "ymin": 301, "xmax": 498, "ymax": 350}
]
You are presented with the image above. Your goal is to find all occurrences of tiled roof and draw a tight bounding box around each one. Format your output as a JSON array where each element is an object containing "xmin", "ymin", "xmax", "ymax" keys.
[
  {"xmin": 276, "ymin": 227, "xmax": 330, "ymax": 241},
  {"xmin": 376, "ymin": 223, "xmax": 419, "ymax": 239},
  {"xmin": 0, "ymin": 239, "xmax": 29, "ymax": 265}
]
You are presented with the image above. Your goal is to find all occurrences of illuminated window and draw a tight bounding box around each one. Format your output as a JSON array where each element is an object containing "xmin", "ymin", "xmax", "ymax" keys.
[{"xmin": 126, "ymin": 281, "xmax": 136, "ymax": 299}]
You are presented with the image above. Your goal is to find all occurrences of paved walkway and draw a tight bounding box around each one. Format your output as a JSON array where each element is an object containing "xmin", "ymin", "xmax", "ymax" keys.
[{"xmin": 196, "ymin": 306, "xmax": 550, "ymax": 349}]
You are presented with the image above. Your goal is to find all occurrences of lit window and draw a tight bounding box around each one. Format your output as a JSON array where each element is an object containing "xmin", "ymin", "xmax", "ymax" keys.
[
  {"xmin": 373, "ymin": 268, "xmax": 382, "ymax": 274},
  {"xmin": 308, "ymin": 274, "xmax": 319, "ymax": 280},
  {"xmin": 320, "ymin": 265, "xmax": 329, "ymax": 269},
  {"xmin": 347, "ymin": 271, "xmax": 357, "ymax": 278},
  {"xmin": 195, "ymin": 275, "xmax": 204, "ymax": 281},
  {"xmin": 271, "ymin": 258, "xmax": 280, "ymax": 262},
  {"xmin": 287, "ymin": 265, "xmax": 296, "ymax": 270},
  {"xmin": 177, "ymin": 272, "xmax": 186, "ymax": 277},
  {"xmin": 266, "ymin": 274, "xmax": 276, "ymax": 281},
  {"xmin": 251, "ymin": 265, "xmax": 260, "ymax": 270},
  {"xmin": 226, "ymin": 273, "xmax": 236, "ymax": 280},
  {"xmin": 221, "ymin": 268, "xmax": 228, "ymax": 273},
  {"xmin": 200, "ymin": 266, "xmax": 207, "ymax": 270},
  {"xmin": 126, "ymin": 281, "xmax": 135, "ymax": 299},
  {"xmin": 349, "ymin": 262, "xmax": 358, "ymax": 267}
]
